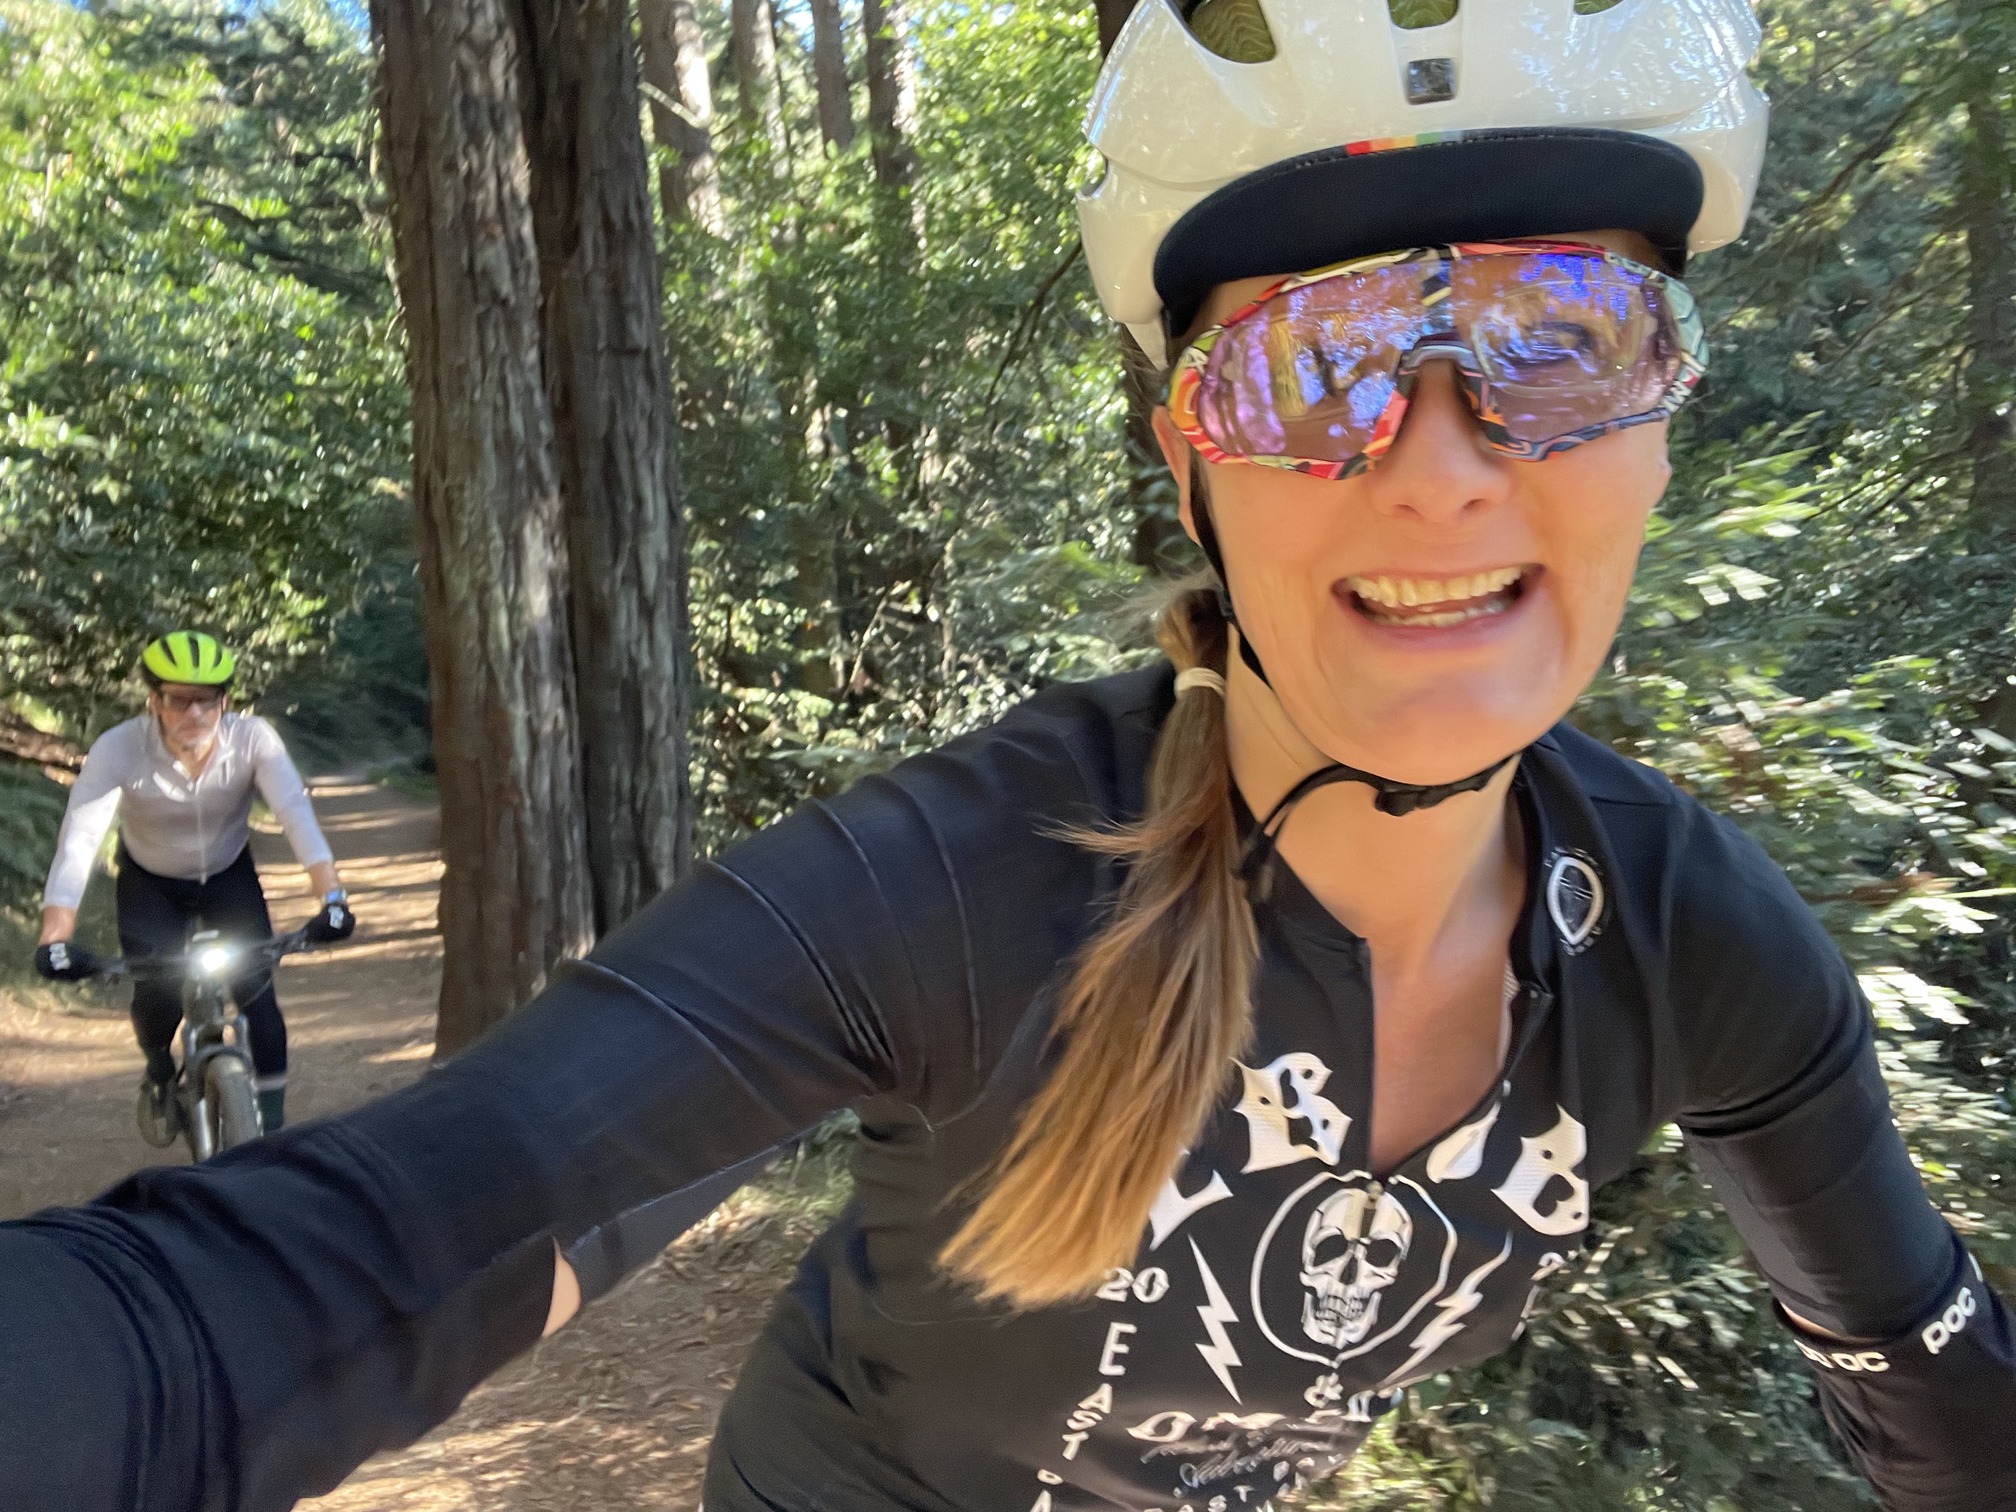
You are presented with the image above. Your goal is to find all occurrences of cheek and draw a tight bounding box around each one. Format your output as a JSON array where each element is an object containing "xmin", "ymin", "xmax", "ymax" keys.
[
  {"xmin": 1198, "ymin": 468, "xmax": 1340, "ymax": 599},
  {"xmin": 1538, "ymin": 438, "xmax": 1667, "ymax": 632}
]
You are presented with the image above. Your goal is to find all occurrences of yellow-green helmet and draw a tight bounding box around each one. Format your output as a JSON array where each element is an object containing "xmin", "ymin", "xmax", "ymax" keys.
[{"xmin": 141, "ymin": 631, "xmax": 236, "ymax": 687}]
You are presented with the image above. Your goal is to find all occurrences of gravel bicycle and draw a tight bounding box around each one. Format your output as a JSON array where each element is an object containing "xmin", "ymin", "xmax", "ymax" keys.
[{"xmin": 87, "ymin": 926, "xmax": 312, "ymax": 1161}]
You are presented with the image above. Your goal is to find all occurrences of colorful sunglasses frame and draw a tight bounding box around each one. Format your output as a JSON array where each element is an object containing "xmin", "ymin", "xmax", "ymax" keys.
[{"xmin": 1165, "ymin": 240, "xmax": 1707, "ymax": 482}]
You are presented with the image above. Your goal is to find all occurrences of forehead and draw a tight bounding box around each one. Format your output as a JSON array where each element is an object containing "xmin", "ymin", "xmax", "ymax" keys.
[{"xmin": 1184, "ymin": 228, "xmax": 1661, "ymax": 341}]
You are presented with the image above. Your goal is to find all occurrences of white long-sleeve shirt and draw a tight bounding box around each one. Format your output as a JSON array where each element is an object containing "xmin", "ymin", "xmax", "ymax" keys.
[{"xmin": 42, "ymin": 712, "xmax": 334, "ymax": 909}]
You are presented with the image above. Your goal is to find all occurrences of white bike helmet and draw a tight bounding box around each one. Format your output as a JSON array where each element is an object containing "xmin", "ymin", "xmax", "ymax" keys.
[{"xmin": 1080, "ymin": 0, "xmax": 1769, "ymax": 364}]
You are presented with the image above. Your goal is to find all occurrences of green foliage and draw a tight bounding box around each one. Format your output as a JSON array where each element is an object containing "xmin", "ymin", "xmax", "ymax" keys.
[
  {"xmin": 0, "ymin": 763, "xmax": 67, "ymax": 912},
  {"xmin": 0, "ymin": 0, "xmax": 405, "ymax": 742},
  {"xmin": 667, "ymin": 0, "xmax": 1151, "ymax": 851}
]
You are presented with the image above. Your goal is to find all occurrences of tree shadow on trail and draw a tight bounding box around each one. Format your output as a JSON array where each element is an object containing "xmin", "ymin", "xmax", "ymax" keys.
[{"xmin": 303, "ymin": 1154, "xmax": 853, "ymax": 1512}]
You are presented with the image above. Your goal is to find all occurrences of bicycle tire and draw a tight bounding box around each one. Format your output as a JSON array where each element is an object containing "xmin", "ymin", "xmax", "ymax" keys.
[{"xmin": 200, "ymin": 1056, "xmax": 262, "ymax": 1155}]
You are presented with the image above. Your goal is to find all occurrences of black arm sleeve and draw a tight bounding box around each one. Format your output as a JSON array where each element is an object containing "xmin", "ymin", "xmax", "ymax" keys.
[
  {"xmin": 1671, "ymin": 807, "xmax": 2016, "ymax": 1510},
  {"xmin": 0, "ymin": 706, "xmax": 1100, "ymax": 1511}
]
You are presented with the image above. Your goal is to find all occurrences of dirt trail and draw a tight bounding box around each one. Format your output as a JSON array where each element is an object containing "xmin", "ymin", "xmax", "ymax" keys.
[
  {"xmin": 0, "ymin": 780, "xmax": 803, "ymax": 1510},
  {"xmin": 0, "ymin": 779, "xmax": 443, "ymax": 1214}
]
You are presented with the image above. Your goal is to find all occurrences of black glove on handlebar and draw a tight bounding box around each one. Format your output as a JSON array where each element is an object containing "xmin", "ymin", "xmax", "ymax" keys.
[
  {"xmin": 34, "ymin": 941, "xmax": 102, "ymax": 981},
  {"xmin": 305, "ymin": 895, "xmax": 355, "ymax": 944}
]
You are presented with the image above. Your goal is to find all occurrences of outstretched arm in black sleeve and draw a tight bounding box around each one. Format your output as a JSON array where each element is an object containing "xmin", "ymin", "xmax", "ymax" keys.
[
  {"xmin": 1671, "ymin": 807, "xmax": 2016, "ymax": 1512},
  {"xmin": 0, "ymin": 697, "xmax": 1109, "ymax": 1512}
]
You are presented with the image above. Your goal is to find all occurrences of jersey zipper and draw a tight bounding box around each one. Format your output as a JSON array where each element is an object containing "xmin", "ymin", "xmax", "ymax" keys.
[{"xmin": 1357, "ymin": 928, "xmax": 1558, "ymax": 1177}]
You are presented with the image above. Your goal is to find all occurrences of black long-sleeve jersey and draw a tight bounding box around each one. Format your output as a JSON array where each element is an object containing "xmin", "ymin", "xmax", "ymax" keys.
[{"xmin": 3, "ymin": 665, "xmax": 2012, "ymax": 1512}]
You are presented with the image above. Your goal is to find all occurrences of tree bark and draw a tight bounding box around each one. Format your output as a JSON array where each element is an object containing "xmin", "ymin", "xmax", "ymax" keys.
[
  {"xmin": 0, "ymin": 711, "xmax": 80, "ymax": 775},
  {"xmin": 731, "ymin": 0, "xmax": 786, "ymax": 152},
  {"xmin": 1122, "ymin": 328, "xmax": 1190, "ymax": 575},
  {"xmin": 371, "ymin": 0, "xmax": 594, "ymax": 1055},
  {"xmin": 512, "ymin": 0, "xmax": 696, "ymax": 935},
  {"xmin": 638, "ymin": 0, "xmax": 722, "ymax": 233},
  {"xmin": 808, "ymin": 0, "xmax": 854, "ymax": 152},
  {"xmin": 862, "ymin": 0, "xmax": 916, "ymax": 191}
]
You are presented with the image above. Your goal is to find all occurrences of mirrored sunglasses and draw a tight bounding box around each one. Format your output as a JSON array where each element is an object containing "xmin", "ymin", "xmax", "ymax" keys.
[{"xmin": 1166, "ymin": 241, "xmax": 1707, "ymax": 481}]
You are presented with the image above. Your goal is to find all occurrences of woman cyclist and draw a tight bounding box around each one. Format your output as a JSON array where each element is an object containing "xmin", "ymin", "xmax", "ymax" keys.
[
  {"xmin": 34, "ymin": 631, "xmax": 357, "ymax": 1135},
  {"xmin": 3, "ymin": 4, "xmax": 2012, "ymax": 1510}
]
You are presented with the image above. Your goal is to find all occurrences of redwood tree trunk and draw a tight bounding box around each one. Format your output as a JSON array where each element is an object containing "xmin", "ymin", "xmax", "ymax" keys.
[
  {"xmin": 731, "ymin": 0, "xmax": 786, "ymax": 152},
  {"xmin": 371, "ymin": 0, "xmax": 594, "ymax": 1055},
  {"xmin": 512, "ymin": 0, "xmax": 696, "ymax": 934},
  {"xmin": 638, "ymin": 0, "xmax": 722, "ymax": 232},
  {"xmin": 808, "ymin": 0, "xmax": 854, "ymax": 152}
]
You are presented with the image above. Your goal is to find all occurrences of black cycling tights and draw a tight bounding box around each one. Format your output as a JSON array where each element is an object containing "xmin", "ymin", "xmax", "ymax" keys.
[{"xmin": 115, "ymin": 845, "xmax": 286, "ymax": 1087}]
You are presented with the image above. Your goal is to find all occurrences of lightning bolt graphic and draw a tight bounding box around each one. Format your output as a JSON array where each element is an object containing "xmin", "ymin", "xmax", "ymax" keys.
[
  {"xmin": 1189, "ymin": 1237, "xmax": 1244, "ymax": 1402},
  {"xmin": 1380, "ymin": 1234, "xmax": 1514, "ymax": 1389}
]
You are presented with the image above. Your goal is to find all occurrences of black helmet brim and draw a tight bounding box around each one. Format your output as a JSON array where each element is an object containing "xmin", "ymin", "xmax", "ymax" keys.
[{"xmin": 1152, "ymin": 127, "xmax": 1705, "ymax": 343}]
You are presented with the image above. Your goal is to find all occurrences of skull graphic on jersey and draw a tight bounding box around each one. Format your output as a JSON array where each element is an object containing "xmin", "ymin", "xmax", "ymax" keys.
[{"xmin": 1299, "ymin": 1181, "xmax": 1413, "ymax": 1348}]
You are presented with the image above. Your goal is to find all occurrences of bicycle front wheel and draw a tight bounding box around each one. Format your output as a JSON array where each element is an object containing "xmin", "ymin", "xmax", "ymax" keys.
[{"xmin": 199, "ymin": 1056, "xmax": 262, "ymax": 1157}]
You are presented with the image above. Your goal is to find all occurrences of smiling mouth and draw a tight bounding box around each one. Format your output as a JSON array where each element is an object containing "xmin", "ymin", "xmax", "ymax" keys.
[{"xmin": 1342, "ymin": 567, "xmax": 1532, "ymax": 628}]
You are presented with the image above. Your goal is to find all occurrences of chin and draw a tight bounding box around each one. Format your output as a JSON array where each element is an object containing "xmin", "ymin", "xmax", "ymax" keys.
[{"xmin": 1299, "ymin": 674, "xmax": 1566, "ymax": 785}]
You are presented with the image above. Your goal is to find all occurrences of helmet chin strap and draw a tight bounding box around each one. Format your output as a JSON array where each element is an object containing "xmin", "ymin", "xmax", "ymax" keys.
[{"xmin": 1185, "ymin": 477, "xmax": 1517, "ymax": 891}]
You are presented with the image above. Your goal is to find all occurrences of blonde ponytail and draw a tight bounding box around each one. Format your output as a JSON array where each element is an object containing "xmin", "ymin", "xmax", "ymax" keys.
[{"xmin": 939, "ymin": 577, "xmax": 1259, "ymax": 1307}]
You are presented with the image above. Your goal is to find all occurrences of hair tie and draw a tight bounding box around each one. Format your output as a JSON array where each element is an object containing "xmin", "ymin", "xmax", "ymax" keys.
[{"xmin": 1175, "ymin": 667, "xmax": 1226, "ymax": 697}]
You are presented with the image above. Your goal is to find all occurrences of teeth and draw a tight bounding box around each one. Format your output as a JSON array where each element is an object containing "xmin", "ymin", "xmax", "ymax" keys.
[
  {"xmin": 1360, "ymin": 597, "xmax": 1516, "ymax": 629},
  {"xmin": 1345, "ymin": 566, "xmax": 1524, "ymax": 610}
]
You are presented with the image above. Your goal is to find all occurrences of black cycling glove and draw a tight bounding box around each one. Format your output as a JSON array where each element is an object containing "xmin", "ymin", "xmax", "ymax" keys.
[
  {"xmin": 305, "ymin": 893, "xmax": 356, "ymax": 944},
  {"xmin": 1782, "ymin": 1238, "xmax": 2016, "ymax": 1511},
  {"xmin": 34, "ymin": 941, "xmax": 102, "ymax": 981}
]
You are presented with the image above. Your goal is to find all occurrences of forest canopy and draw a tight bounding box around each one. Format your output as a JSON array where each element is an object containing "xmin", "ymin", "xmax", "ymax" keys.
[{"xmin": 0, "ymin": 0, "xmax": 2011, "ymax": 1503}]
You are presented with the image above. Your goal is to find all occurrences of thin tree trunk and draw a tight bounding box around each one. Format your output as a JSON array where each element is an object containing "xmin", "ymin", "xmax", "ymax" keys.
[
  {"xmin": 791, "ymin": 499, "xmax": 842, "ymax": 696},
  {"xmin": 638, "ymin": 0, "xmax": 722, "ymax": 232},
  {"xmin": 371, "ymin": 0, "xmax": 593, "ymax": 1055},
  {"xmin": 1122, "ymin": 328, "xmax": 1189, "ymax": 574},
  {"xmin": 808, "ymin": 0, "xmax": 853, "ymax": 152},
  {"xmin": 862, "ymin": 0, "xmax": 916, "ymax": 192},
  {"xmin": 512, "ymin": 0, "xmax": 696, "ymax": 934},
  {"xmin": 731, "ymin": 0, "xmax": 786, "ymax": 152}
]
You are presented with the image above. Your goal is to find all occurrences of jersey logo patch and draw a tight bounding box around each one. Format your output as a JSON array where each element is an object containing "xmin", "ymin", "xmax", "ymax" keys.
[{"xmin": 1543, "ymin": 849, "xmax": 1607, "ymax": 954}]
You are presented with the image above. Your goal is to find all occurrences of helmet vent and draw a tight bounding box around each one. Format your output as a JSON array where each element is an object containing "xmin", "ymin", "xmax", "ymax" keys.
[
  {"xmin": 1184, "ymin": 0, "xmax": 1277, "ymax": 63},
  {"xmin": 1388, "ymin": 0, "xmax": 1458, "ymax": 27},
  {"xmin": 1405, "ymin": 57, "xmax": 1456, "ymax": 103}
]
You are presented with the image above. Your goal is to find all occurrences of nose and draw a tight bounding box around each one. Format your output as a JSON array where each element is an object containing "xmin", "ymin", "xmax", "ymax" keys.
[{"xmin": 1361, "ymin": 358, "xmax": 1511, "ymax": 526}]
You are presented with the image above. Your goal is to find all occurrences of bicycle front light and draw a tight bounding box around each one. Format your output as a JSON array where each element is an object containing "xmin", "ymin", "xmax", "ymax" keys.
[{"xmin": 195, "ymin": 944, "xmax": 235, "ymax": 977}]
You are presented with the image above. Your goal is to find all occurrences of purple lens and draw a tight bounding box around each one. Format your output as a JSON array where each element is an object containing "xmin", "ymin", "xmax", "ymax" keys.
[
  {"xmin": 1458, "ymin": 253, "xmax": 1679, "ymax": 443},
  {"xmin": 1189, "ymin": 251, "xmax": 1683, "ymax": 464},
  {"xmin": 1194, "ymin": 266, "xmax": 1424, "ymax": 464}
]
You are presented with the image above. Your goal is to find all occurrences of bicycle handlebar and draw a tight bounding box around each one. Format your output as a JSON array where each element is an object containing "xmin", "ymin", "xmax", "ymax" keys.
[{"xmin": 90, "ymin": 926, "xmax": 316, "ymax": 983}]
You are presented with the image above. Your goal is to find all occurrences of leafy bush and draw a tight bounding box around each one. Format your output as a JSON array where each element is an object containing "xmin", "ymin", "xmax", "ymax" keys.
[{"xmin": 0, "ymin": 762, "xmax": 67, "ymax": 913}]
